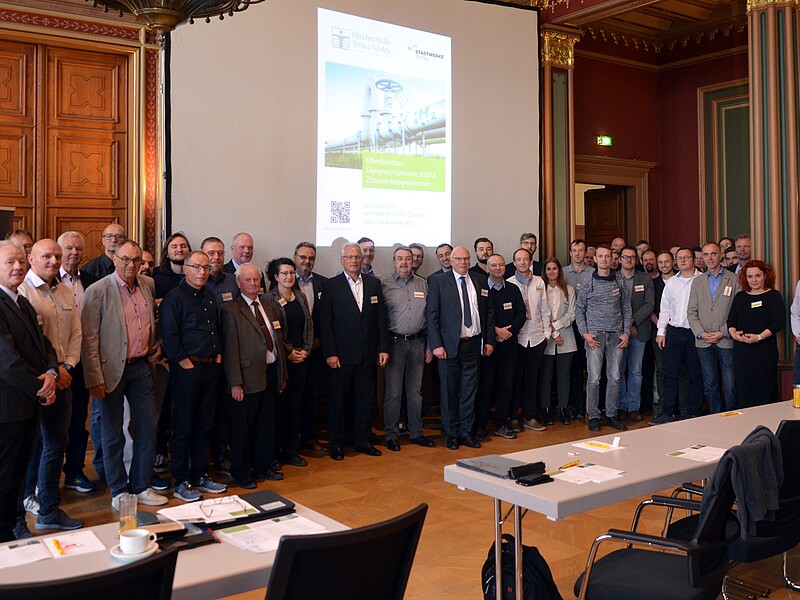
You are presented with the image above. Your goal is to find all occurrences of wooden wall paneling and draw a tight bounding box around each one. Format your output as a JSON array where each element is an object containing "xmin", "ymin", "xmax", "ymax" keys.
[
  {"xmin": 45, "ymin": 207, "xmax": 124, "ymax": 264},
  {"xmin": 0, "ymin": 39, "xmax": 35, "ymax": 233}
]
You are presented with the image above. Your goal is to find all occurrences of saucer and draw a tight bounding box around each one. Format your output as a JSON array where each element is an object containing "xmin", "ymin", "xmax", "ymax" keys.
[{"xmin": 110, "ymin": 541, "xmax": 158, "ymax": 563}]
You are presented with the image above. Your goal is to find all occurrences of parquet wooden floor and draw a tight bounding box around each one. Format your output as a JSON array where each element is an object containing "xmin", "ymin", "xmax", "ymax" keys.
[{"xmin": 27, "ymin": 417, "xmax": 800, "ymax": 599}]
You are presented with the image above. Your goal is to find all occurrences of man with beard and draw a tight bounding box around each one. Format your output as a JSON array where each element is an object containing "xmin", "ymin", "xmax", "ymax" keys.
[
  {"xmin": 82, "ymin": 224, "xmax": 124, "ymax": 279},
  {"xmin": 641, "ymin": 249, "xmax": 657, "ymax": 277},
  {"xmin": 201, "ymin": 237, "xmax": 239, "ymax": 309},
  {"xmin": 470, "ymin": 237, "xmax": 493, "ymax": 276},
  {"xmin": 139, "ymin": 251, "xmax": 155, "ymax": 277},
  {"xmin": 153, "ymin": 233, "xmax": 190, "ymax": 299}
]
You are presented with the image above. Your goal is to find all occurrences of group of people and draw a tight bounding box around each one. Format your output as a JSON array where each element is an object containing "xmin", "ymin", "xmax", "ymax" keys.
[{"xmin": 0, "ymin": 223, "xmax": 791, "ymax": 545}]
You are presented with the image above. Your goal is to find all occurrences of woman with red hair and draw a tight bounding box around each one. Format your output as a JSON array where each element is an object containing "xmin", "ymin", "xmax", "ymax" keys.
[{"xmin": 727, "ymin": 260, "xmax": 785, "ymax": 407}]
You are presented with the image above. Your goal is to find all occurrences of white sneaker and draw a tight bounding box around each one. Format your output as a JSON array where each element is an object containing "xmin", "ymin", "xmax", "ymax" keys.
[
  {"xmin": 137, "ymin": 488, "xmax": 168, "ymax": 506},
  {"xmin": 23, "ymin": 494, "xmax": 39, "ymax": 515}
]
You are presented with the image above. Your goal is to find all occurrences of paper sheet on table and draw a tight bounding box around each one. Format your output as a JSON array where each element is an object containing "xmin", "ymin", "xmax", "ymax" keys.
[
  {"xmin": 667, "ymin": 444, "xmax": 726, "ymax": 463},
  {"xmin": 157, "ymin": 495, "xmax": 259, "ymax": 524},
  {"xmin": 572, "ymin": 440, "xmax": 625, "ymax": 453},
  {"xmin": 43, "ymin": 530, "xmax": 106, "ymax": 558},
  {"xmin": 0, "ymin": 539, "xmax": 52, "ymax": 569},
  {"xmin": 216, "ymin": 513, "xmax": 329, "ymax": 553},
  {"xmin": 553, "ymin": 464, "xmax": 624, "ymax": 484}
]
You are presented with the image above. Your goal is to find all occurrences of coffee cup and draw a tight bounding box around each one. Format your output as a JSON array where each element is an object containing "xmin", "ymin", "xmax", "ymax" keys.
[{"xmin": 119, "ymin": 528, "xmax": 157, "ymax": 555}]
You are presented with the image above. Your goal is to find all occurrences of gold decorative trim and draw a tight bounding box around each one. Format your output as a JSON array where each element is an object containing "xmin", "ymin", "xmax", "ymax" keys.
[
  {"xmin": 747, "ymin": 0, "xmax": 800, "ymax": 12},
  {"xmin": 541, "ymin": 29, "xmax": 581, "ymax": 67},
  {"xmin": 585, "ymin": 19, "xmax": 747, "ymax": 53}
]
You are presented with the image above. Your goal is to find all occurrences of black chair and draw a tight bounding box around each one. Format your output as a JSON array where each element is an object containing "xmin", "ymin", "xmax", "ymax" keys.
[
  {"xmin": 573, "ymin": 447, "xmax": 738, "ymax": 600},
  {"xmin": 0, "ymin": 546, "xmax": 178, "ymax": 600},
  {"xmin": 265, "ymin": 503, "xmax": 428, "ymax": 600},
  {"xmin": 668, "ymin": 420, "xmax": 800, "ymax": 597}
]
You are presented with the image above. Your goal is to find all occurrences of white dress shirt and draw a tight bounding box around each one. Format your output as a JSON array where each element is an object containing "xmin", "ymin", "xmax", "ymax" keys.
[
  {"xmin": 347, "ymin": 273, "xmax": 363, "ymax": 311},
  {"xmin": 453, "ymin": 270, "xmax": 481, "ymax": 338},
  {"xmin": 657, "ymin": 270, "xmax": 701, "ymax": 335}
]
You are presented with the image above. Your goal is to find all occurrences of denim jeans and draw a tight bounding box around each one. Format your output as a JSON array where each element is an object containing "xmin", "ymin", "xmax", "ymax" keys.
[
  {"xmin": 383, "ymin": 336, "xmax": 426, "ymax": 439},
  {"xmin": 618, "ymin": 337, "xmax": 646, "ymax": 411},
  {"xmin": 23, "ymin": 389, "xmax": 71, "ymax": 518},
  {"xmin": 100, "ymin": 359, "xmax": 157, "ymax": 497},
  {"xmin": 63, "ymin": 364, "xmax": 89, "ymax": 479},
  {"xmin": 696, "ymin": 345, "xmax": 736, "ymax": 412},
  {"xmin": 585, "ymin": 332, "xmax": 624, "ymax": 420}
]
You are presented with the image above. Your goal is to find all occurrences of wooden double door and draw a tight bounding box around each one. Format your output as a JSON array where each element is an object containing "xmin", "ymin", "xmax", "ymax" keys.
[{"xmin": 0, "ymin": 35, "xmax": 130, "ymax": 258}]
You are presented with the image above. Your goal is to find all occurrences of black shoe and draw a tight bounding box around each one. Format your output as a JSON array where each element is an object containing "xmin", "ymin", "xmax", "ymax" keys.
[
  {"xmin": 254, "ymin": 470, "xmax": 284, "ymax": 481},
  {"xmin": 473, "ymin": 428, "xmax": 486, "ymax": 442},
  {"xmin": 355, "ymin": 443, "xmax": 382, "ymax": 457},
  {"xmin": 232, "ymin": 478, "xmax": 257, "ymax": 490},
  {"xmin": 629, "ymin": 410, "xmax": 642, "ymax": 422},
  {"xmin": 460, "ymin": 435, "xmax": 481, "ymax": 449},
  {"xmin": 329, "ymin": 445, "xmax": 344, "ymax": 461},
  {"xmin": 617, "ymin": 409, "xmax": 628, "ymax": 421},
  {"xmin": 282, "ymin": 454, "xmax": 308, "ymax": 467},
  {"xmin": 269, "ymin": 459, "xmax": 283, "ymax": 471},
  {"xmin": 386, "ymin": 438, "xmax": 401, "ymax": 452},
  {"xmin": 368, "ymin": 433, "xmax": 380, "ymax": 445},
  {"xmin": 542, "ymin": 408, "xmax": 554, "ymax": 426},
  {"xmin": 588, "ymin": 418, "xmax": 600, "ymax": 432},
  {"xmin": 607, "ymin": 417, "xmax": 628, "ymax": 431},
  {"xmin": 558, "ymin": 407, "xmax": 571, "ymax": 425},
  {"xmin": 447, "ymin": 436, "xmax": 459, "ymax": 450},
  {"xmin": 410, "ymin": 436, "xmax": 435, "ymax": 448}
]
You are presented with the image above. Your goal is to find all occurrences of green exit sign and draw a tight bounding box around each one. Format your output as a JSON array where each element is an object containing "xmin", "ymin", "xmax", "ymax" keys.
[{"xmin": 596, "ymin": 135, "xmax": 613, "ymax": 147}]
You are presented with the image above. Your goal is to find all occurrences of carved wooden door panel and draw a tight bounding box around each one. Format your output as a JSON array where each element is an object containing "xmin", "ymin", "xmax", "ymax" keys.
[{"xmin": 0, "ymin": 35, "xmax": 129, "ymax": 261}]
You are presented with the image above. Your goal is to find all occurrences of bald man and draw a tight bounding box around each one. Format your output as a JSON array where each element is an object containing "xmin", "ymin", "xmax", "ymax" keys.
[{"xmin": 82, "ymin": 223, "xmax": 125, "ymax": 280}]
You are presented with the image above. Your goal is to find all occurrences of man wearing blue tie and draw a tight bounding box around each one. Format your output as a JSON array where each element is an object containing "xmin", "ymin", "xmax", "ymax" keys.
[{"xmin": 426, "ymin": 246, "xmax": 494, "ymax": 450}]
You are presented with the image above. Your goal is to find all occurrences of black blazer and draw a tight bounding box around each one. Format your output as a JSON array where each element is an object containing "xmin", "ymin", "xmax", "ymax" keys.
[
  {"xmin": 0, "ymin": 291, "xmax": 58, "ymax": 423},
  {"xmin": 294, "ymin": 272, "xmax": 328, "ymax": 342},
  {"xmin": 319, "ymin": 273, "xmax": 388, "ymax": 365},
  {"xmin": 426, "ymin": 270, "xmax": 495, "ymax": 357}
]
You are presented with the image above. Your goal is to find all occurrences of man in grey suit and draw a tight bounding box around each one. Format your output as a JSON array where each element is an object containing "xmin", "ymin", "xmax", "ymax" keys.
[
  {"xmin": 81, "ymin": 240, "xmax": 167, "ymax": 510},
  {"xmin": 0, "ymin": 241, "xmax": 58, "ymax": 541},
  {"xmin": 617, "ymin": 246, "xmax": 654, "ymax": 422},
  {"xmin": 688, "ymin": 242, "xmax": 741, "ymax": 412},
  {"xmin": 221, "ymin": 263, "xmax": 286, "ymax": 488},
  {"xmin": 426, "ymin": 245, "xmax": 494, "ymax": 450}
]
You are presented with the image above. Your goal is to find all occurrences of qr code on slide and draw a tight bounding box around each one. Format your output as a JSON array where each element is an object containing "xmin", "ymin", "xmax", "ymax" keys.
[{"xmin": 330, "ymin": 201, "xmax": 351, "ymax": 223}]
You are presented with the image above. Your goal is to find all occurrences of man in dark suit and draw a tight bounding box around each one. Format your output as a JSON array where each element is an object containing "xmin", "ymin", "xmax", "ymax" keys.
[
  {"xmin": 222, "ymin": 232, "xmax": 265, "ymax": 292},
  {"xmin": 222, "ymin": 263, "xmax": 286, "ymax": 488},
  {"xmin": 56, "ymin": 231, "xmax": 99, "ymax": 493},
  {"xmin": 427, "ymin": 245, "xmax": 495, "ymax": 450},
  {"xmin": 319, "ymin": 242, "xmax": 389, "ymax": 461},
  {"xmin": 293, "ymin": 242, "xmax": 328, "ymax": 452},
  {"xmin": 0, "ymin": 241, "xmax": 58, "ymax": 541}
]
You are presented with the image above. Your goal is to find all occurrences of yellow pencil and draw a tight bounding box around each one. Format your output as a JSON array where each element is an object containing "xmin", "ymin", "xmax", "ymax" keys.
[
  {"xmin": 559, "ymin": 460, "xmax": 580, "ymax": 470},
  {"xmin": 52, "ymin": 538, "xmax": 64, "ymax": 556}
]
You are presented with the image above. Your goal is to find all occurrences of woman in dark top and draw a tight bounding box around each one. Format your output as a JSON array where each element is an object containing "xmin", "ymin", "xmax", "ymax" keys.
[
  {"xmin": 727, "ymin": 260, "xmax": 785, "ymax": 407},
  {"xmin": 267, "ymin": 257, "xmax": 313, "ymax": 467}
]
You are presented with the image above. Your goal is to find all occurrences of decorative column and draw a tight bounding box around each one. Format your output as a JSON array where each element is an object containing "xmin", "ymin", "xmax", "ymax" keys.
[
  {"xmin": 540, "ymin": 25, "xmax": 581, "ymax": 263},
  {"xmin": 747, "ymin": 0, "xmax": 799, "ymax": 358}
]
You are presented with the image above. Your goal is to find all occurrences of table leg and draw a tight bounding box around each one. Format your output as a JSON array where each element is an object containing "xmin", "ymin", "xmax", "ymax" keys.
[
  {"xmin": 494, "ymin": 499, "xmax": 503, "ymax": 600},
  {"xmin": 514, "ymin": 505, "xmax": 524, "ymax": 600}
]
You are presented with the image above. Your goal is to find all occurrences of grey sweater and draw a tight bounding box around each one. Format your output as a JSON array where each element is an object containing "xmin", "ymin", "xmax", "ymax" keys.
[{"xmin": 575, "ymin": 271, "xmax": 632, "ymax": 335}]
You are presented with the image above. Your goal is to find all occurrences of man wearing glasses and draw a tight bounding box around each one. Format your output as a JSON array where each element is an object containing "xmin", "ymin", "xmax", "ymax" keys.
[
  {"xmin": 319, "ymin": 243, "xmax": 389, "ymax": 461},
  {"xmin": 651, "ymin": 247, "xmax": 703, "ymax": 424},
  {"xmin": 160, "ymin": 251, "xmax": 226, "ymax": 502},
  {"xmin": 617, "ymin": 246, "xmax": 654, "ymax": 422},
  {"xmin": 293, "ymin": 242, "xmax": 328, "ymax": 453},
  {"xmin": 81, "ymin": 240, "xmax": 167, "ymax": 510},
  {"xmin": 82, "ymin": 224, "xmax": 125, "ymax": 280}
]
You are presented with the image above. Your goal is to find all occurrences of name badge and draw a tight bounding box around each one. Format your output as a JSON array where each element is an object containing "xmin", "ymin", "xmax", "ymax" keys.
[
  {"xmin": 272, "ymin": 320, "xmax": 281, "ymax": 329},
  {"xmin": 278, "ymin": 297, "xmax": 287, "ymax": 307},
  {"xmin": 634, "ymin": 285, "xmax": 645, "ymax": 292},
  {"xmin": 480, "ymin": 289, "xmax": 489, "ymax": 297},
  {"xmin": 36, "ymin": 314, "xmax": 43, "ymax": 326},
  {"xmin": 222, "ymin": 292, "xmax": 233, "ymax": 302},
  {"xmin": 370, "ymin": 295, "xmax": 379, "ymax": 304},
  {"xmin": 536, "ymin": 286, "xmax": 544, "ymax": 292},
  {"xmin": 317, "ymin": 291, "xmax": 322, "ymax": 299},
  {"xmin": 62, "ymin": 303, "xmax": 73, "ymax": 310},
  {"xmin": 154, "ymin": 298, "xmax": 162, "ymax": 307},
  {"xmin": 258, "ymin": 287, "xmax": 265, "ymax": 295},
  {"xmin": 576, "ymin": 283, "xmax": 582, "ymax": 289},
  {"xmin": 723, "ymin": 286, "xmax": 732, "ymax": 297},
  {"xmin": 503, "ymin": 302, "xmax": 513, "ymax": 310},
  {"xmin": 612, "ymin": 288, "xmax": 620, "ymax": 296},
  {"xmin": 414, "ymin": 291, "xmax": 425, "ymax": 299},
  {"xmin": 751, "ymin": 301, "xmax": 763, "ymax": 309}
]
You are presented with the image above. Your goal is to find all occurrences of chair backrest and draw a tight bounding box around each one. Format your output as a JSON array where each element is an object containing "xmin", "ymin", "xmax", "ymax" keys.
[
  {"xmin": 0, "ymin": 546, "xmax": 178, "ymax": 600},
  {"xmin": 265, "ymin": 503, "xmax": 428, "ymax": 600},
  {"xmin": 689, "ymin": 451, "xmax": 738, "ymax": 588},
  {"xmin": 755, "ymin": 419, "xmax": 800, "ymax": 536}
]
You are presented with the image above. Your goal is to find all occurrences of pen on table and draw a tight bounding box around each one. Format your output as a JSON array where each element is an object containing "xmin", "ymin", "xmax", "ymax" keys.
[
  {"xmin": 52, "ymin": 538, "xmax": 64, "ymax": 555},
  {"xmin": 559, "ymin": 460, "xmax": 580, "ymax": 470},
  {"xmin": 207, "ymin": 528, "xmax": 221, "ymax": 543}
]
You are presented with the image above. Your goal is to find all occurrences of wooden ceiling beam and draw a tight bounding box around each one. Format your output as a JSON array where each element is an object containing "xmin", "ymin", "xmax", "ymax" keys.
[{"xmin": 656, "ymin": 0, "xmax": 714, "ymax": 21}]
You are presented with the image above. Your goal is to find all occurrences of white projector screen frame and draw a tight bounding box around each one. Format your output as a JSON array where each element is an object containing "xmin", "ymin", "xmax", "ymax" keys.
[{"xmin": 169, "ymin": 0, "xmax": 541, "ymax": 278}]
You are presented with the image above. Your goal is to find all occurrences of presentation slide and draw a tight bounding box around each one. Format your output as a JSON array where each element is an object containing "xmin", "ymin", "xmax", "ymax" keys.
[{"xmin": 317, "ymin": 9, "xmax": 451, "ymax": 246}]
